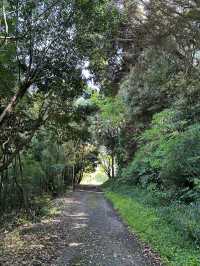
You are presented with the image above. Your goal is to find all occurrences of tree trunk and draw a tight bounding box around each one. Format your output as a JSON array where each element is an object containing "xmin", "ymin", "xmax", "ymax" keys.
[
  {"xmin": 13, "ymin": 157, "xmax": 25, "ymax": 209},
  {"xmin": 111, "ymin": 153, "xmax": 115, "ymax": 178},
  {"xmin": 0, "ymin": 80, "xmax": 32, "ymax": 126},
  {"xmin": 0, "ymin": 116, "xmax": 42, "ymax": 172},
  {"xmin": 72, "ymin": 165, "xmax": 75, "ymax": 191}
]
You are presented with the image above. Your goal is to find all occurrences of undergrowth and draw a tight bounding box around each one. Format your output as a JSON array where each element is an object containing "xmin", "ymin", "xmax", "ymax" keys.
[
  {"xmin": 0, "ymin": 194, "xmax": 61, "ymax": 232},
  {"xmin": 104, "ymin": 182, "xmax": 200, "ymax": 266}
]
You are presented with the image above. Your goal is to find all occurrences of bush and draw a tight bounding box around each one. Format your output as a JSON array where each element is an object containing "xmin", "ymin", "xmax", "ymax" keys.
[
  {"xmin": 120, "ymin": 109, "xmax": 200, "ymax": 200},
  {"xmin": 161, "ymin": 124, "xmax": 200, "ymax": 192},
  {"xmin": 121, "ymin": 109, "xmax": 181, "ymax": 186},
  {"xmin": 121, "ymin": 147, "xmax": 157, "ymax": 186}
]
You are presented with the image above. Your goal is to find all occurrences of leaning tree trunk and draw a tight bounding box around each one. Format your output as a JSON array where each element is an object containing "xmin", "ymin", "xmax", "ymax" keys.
[{"xmin": 0, "ymin": 80, "xmax": 32, "ymax": 127}]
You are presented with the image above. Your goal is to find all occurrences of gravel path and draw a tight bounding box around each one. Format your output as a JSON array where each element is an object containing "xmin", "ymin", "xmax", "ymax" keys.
[{"xmin": 56, "ymin": 187, "xmax": 160, "ymax": 266}]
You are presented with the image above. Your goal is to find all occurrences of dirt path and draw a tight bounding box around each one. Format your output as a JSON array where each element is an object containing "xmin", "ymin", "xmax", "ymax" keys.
[
  {"xmin": 0, "ymin": 187, "xmax": 161, "ymax": 266},
  {"xmin": 56, "ymin": 187, "xmax": 160, "ymax": 266}
]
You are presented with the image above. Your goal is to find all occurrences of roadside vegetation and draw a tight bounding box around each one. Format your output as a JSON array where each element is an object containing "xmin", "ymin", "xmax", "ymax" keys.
[
  {"xmin": 104, "ymin": 183, "xmax": 200, "ymax": 266},
  {"xmin": 95, "ymin": 2, "xmax": 200, "ymax": 265},
  {"xmin": 0, "ymin": 0, "xmax": 119, "ymax": 219}
]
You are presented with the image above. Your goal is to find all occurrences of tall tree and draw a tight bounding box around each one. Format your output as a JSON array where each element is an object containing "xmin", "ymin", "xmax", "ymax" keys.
[{"xmin": 0, "ymin": 0, "xmax": 121, "ymax": 172}]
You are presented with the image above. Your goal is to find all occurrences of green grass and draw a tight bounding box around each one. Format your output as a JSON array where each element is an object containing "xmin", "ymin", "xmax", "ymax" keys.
[{"xmin": 104, "ymin": 185, "xmax": 200, "ymax": 266}]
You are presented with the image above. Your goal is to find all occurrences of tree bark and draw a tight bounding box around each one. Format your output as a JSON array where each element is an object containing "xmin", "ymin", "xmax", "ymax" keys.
[
  {"xmin": 111, "ymin": 152, "xmax": 115, "ymax": 178},
  {"xmin": 0, "ymin": 117, "xmax": 42, "ymax": 172},
  {"xmin": 0, "ymin": 80, "xmax": 32, "ymax": 127},
  {"xmin": 72, "ymin": 165, "xmax": 75, "ymax": 191}
]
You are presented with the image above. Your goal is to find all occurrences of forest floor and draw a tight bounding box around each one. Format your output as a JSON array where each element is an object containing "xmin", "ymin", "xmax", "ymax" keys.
[{"xmin": 0, "ymin": 186, "xmax": 161, "ymax": 266}]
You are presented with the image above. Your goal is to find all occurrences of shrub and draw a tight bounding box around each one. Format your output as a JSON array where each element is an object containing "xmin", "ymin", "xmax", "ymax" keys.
[
  {"xmin": 161, "ymin": 124, "xmax": 200, "ymax": 194},
  {"xmin": 121, "ymin": 109, "xmax": 200, "ymax": 200},
  {"xmin": 121, "ymin": 109, "xmax": 181, "ymax": 187}
]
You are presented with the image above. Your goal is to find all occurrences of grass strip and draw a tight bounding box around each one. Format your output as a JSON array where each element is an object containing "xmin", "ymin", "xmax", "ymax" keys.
[{"xmin": 105, "ymin": 189, "xmax": 200, "ymax": 266}]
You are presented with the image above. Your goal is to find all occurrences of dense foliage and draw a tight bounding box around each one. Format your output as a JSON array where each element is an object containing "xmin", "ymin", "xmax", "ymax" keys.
[
  {"xmin": 96, "ymin": 0, "xmax": 200, "ymax": 202},
  {"xmin": 0, "ymin": 0, "xmax": 120, "ymax": 215},
  {"xmin": 99, "ymin": 1, "xmax": 200, "ymax": 264},
  {"xmin": 2, "ymin": 0, "xmax": 200, "ymax": 263}
]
